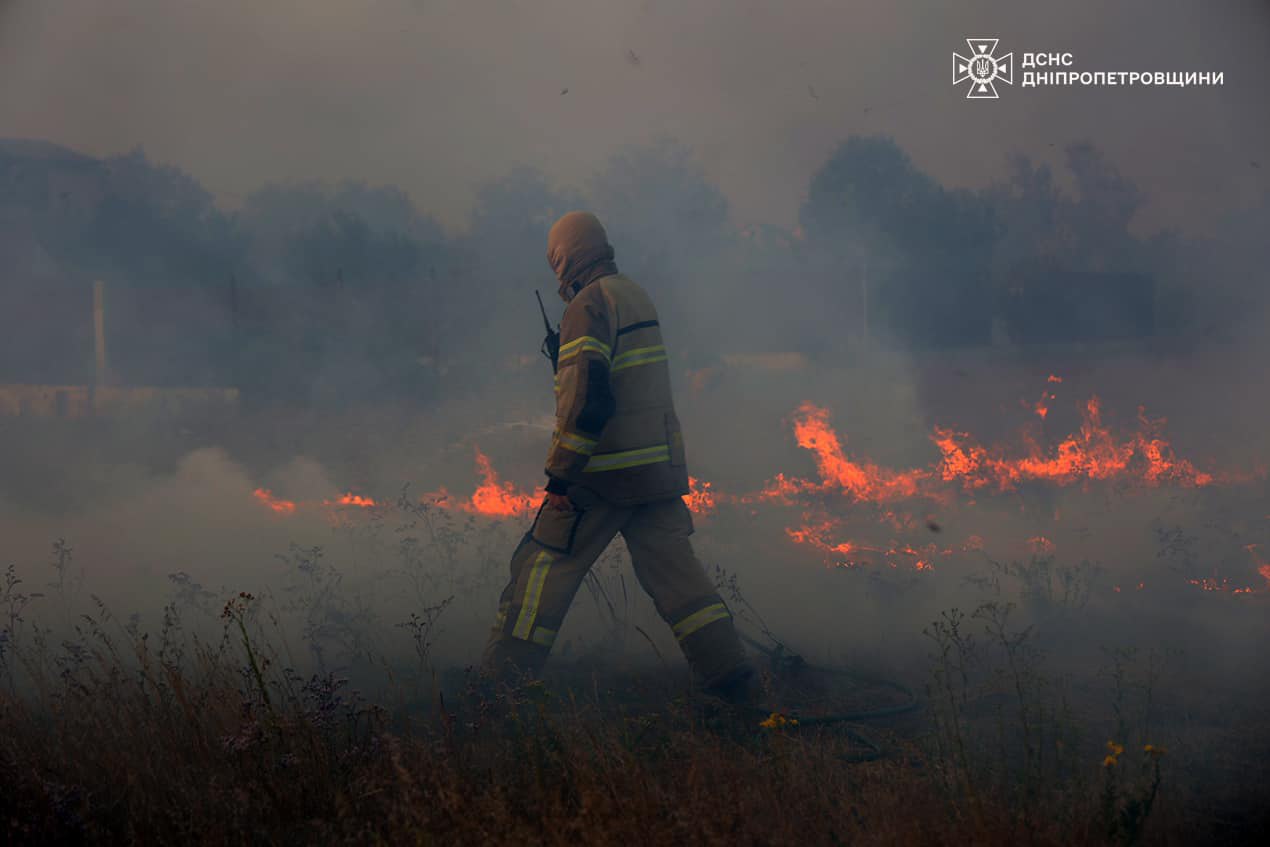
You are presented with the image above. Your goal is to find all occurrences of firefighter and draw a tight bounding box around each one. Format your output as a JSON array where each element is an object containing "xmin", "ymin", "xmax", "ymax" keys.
[{"xmin": 482, "ymin": 211, "xmax": 756, "ymax": 703}]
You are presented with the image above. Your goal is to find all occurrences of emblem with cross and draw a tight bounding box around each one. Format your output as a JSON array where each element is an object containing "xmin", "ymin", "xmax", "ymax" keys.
[{"xmin": 954, "ymin": 38, "xmax": 1014, "ymax": 99}]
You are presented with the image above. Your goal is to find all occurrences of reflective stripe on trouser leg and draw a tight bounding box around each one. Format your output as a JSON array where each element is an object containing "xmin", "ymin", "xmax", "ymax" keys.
[
  {"xmin": 528, "ymin": 626, "xmax": 556, "ymax": 647},
  {"xmin": 512, "ymin": 550, "xmax": 553, "ymax": 641},
  {"xmin": 492, "ymin": 602, "xmax": 556, "ymax": 649},
  {"xmin": 620, "ymin": 498, "xmax": 750, "ymax": 685},
  {"xmin": 483, "ymin": 492, "xmax": 632, "ymax": 678},
  {"xmin": 482, "ymin": 539, "xmax": 557, "ymax": 678},
  {"xmin": 671, "ymin": 602, "xmax": 731, "ymax": 641},
  {"xmin": 675, "ymin": 601, "xmax": 749, "ymax": 686}
]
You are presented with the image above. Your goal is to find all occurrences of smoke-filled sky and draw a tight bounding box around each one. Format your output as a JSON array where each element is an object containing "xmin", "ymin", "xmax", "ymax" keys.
[{"xmin": 1, "ymin": 0, "xmax": 1266, "ymax": 235}]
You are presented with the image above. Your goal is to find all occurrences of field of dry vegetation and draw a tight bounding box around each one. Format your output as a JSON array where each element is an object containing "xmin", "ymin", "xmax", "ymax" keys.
[{"xmin": 2, "ymin": 488, "xmax": 1268, "ymax": 846}]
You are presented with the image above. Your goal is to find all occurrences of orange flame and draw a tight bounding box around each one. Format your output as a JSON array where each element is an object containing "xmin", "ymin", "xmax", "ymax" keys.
[
  {"xmin": 1028, "ymin": 535, "xmax": 1056, "ymax": 555},
  {"xmin": 417, "ymin": 448, "xmax": 537, "ymax": 517},
  {"xmin": 685, "ymin": 476, "xmax": 717, "ymax": 515},
  {"xmin": 324, "ymin": 493, "xmax": 378, "ymax": 508},
  {"xmin": 784, "ymin": 514, "xmax": 867, "ymax": 562},
  {"xmin": 766, "ymin": 395, "xmax": 1218, "ymax": 508},
  {"xmin": 253, "ymin": 488, "xmax": 296, "ymax": 515},
  {"xmin": 933, "ymin": 397, "xmax": 1215, "ymax": 491},
  {"xmin": 1034, "ymin": 390, "xmax": 1055, "ymax": 420},
  {"xmin": 759, "ymin": 403, "xmax": 930, "ymax": 503},
  {"xmin": 243, "ymin": 386, "xmax": 1262, "ymax": 592},
  {"xmin": 466, "ymin": 448, "xmax": 536, "ymax": 517},
  {"xmin": 781, "ymin": 507, "xmax": 988, "ymax": 572},
  {"xmin": 1188, "ymin": 576, "xmax": 1256, "ymax": 594},
  {"xmin": 1246, "ymin": 543, "xmax": 1270, "ymax": 590}
]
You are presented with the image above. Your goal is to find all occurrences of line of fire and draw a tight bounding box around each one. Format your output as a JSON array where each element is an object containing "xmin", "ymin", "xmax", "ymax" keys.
[
  {"xmin": 2, "ymin": 150, "xmax": 1264, "ymax": 600},
  {"xmin": 2, "ymin": 17, "xmax": 1268, "ymax": 835}
]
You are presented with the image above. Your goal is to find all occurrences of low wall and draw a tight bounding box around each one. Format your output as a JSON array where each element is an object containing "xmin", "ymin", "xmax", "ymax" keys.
[{"xmin": 0, "ymin": 385, "xmax": 239, "ymax": 418}]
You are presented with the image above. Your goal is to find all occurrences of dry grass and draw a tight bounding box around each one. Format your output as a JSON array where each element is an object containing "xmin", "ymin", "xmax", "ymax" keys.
[
  {"xmin": 3, "ymin": 620, "xmax": 1265, "ymax": 847},
  {"xmin": 2, "ymin": 515, "xmax": 1268, "ymax": 845},
  {"xmin": 0, "ymin": 668, "xmax": 1079, "ymax": 845}
]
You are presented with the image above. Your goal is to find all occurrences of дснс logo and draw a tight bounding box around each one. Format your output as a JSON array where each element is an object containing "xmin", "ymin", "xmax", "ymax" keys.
[{"xmin": 954, "ymin": 38, "xmax": 1014, "ymax": 99}]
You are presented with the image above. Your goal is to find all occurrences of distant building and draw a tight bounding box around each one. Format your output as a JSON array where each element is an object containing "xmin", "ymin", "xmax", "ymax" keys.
[{"xmin": 0, "ymin": 279, "xmax": 237, "ymax": 420}]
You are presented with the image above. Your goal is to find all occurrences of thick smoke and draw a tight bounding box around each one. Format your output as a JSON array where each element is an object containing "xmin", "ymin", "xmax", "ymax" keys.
[
  {"xmin": 2, "ymin": 0, "xmax": 1267, "ymax": 232},
  {"xmin": 0, "ymin": 2, "xmax": 1267, "ymax": 759}
]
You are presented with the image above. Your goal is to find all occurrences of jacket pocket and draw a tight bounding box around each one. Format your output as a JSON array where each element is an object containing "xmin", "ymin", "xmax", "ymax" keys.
[
  {"xmin": 666, "ymin": 412, "xmax": 687, "ymax": 467},
  {"xmin": 530, "ymin": 500, "xmax": 583, "ymax": 554}
]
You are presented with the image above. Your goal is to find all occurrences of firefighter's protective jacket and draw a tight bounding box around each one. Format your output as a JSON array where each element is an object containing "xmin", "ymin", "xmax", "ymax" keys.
[
  {"xmin": 483, "ymin": 210, "xmax": 751, "ymax": 697},
  {"xmin": 543, "ymin": 217, "xmax": 689, "ymax": 505}
]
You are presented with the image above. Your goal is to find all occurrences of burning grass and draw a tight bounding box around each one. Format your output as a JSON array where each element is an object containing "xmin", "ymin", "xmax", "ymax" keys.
[
  {"xmin": 245, "ymin": 389, "xmax": 1266, "ymax": 589},
  {"xmin": 3, "ymin": 384, "xmax": 1269, "ymax": 843}
]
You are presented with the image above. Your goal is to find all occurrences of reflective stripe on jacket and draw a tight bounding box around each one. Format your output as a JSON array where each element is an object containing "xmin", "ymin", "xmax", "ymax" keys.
[{"xmin": 545, "ymin": 274, "xmax": 689, "ymax": 505}]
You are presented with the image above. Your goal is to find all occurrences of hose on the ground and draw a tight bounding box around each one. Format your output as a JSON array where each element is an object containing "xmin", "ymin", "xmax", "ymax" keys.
[{"xmin": 737, "ymin": 631, "xmax": 920, "ymax": 761}]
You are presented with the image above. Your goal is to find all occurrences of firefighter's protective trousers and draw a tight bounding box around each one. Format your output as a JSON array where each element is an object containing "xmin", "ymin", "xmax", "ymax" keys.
[{"xmin": 482, "ymin": 484, "xmax": 747, "ymax": 686}]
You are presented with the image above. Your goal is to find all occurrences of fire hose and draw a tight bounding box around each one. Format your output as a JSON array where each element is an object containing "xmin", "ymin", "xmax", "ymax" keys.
[{"xmin": 735, "ymin": 630, "xmax": 920, "ymax": 762}]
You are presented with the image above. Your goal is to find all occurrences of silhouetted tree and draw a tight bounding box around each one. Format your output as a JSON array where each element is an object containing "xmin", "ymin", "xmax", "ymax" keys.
[
  {"xmin": 587, "ymin": 139, "xmax": 735, "ymax": 362},
  {"xmin": 801, "ymin": 136, "xmax": 997, "ymax": 348},
  {"xmin": 236, "ymin": 180, "xmax": 454, "ymax": 407},
  {"xmin": 457, "ymin": 166, "xmax": 583, "ymax": 378}
]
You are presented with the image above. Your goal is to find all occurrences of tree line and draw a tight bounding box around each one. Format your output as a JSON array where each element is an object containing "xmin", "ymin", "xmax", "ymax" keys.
[{"xmin": 0, "ymin": 136, "xmax": 1262, "ymax": 407}]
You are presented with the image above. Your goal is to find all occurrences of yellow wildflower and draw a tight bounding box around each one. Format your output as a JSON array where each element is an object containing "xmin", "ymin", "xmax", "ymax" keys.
[
  {"xmin": 1103, "ymin": 755, "xmax": 1118, "ymax": 768},
  {"xmin": 759, "ymin": 712, "xmax": 799, "ymax": 730},
  {"xmin": 1106, "ymin": 740, "xmax": 1125, "ymax": 757}
]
